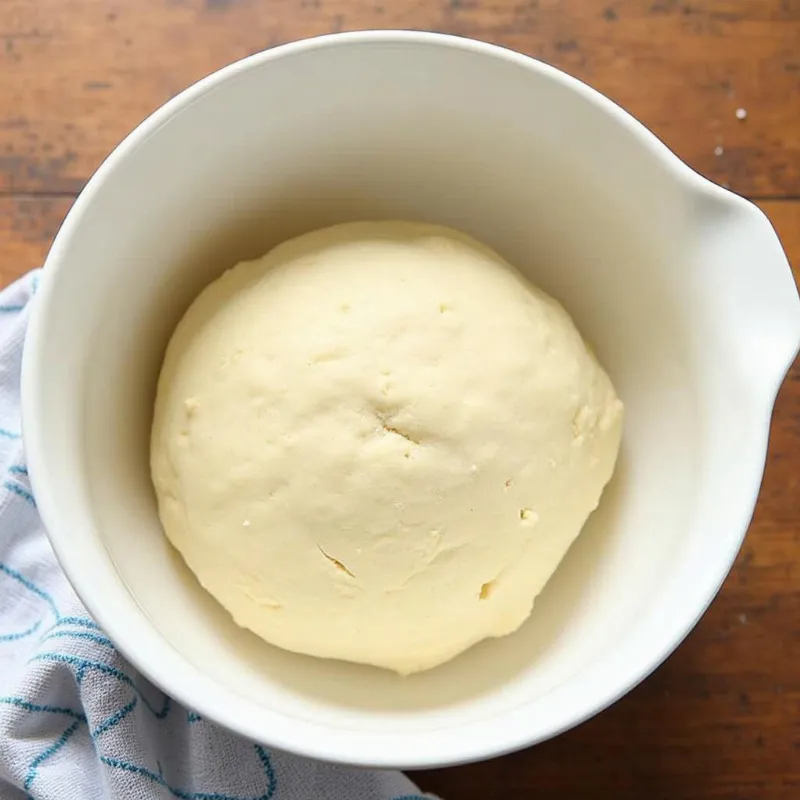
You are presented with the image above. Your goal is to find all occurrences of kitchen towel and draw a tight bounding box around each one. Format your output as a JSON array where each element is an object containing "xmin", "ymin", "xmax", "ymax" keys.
[{"xmin": 0, "ymin": 271, "xmax": 434, "ymax": 800}]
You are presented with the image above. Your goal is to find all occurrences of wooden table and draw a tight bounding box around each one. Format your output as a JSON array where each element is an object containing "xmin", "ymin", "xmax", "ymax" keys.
[{"xmin": 2, "ymin": 1, "xmax": 798, "ymax": 797}]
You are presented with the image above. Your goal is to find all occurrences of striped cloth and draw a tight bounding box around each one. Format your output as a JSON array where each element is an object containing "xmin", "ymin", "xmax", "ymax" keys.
[{"xmin": 0, "ymin": 272, "xmax": 433, "ymax": 800}]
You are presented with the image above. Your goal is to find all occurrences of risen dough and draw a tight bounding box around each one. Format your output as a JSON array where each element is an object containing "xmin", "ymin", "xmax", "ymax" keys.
[{"xmin": 151, "ymin": 221, "xmax": 623, "ymax": 674}]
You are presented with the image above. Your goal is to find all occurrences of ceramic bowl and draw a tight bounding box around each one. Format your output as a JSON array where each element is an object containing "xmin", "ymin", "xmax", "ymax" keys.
[{"xmin": 22, "ymin": 31, "xmax": 800, "ymax": 768}]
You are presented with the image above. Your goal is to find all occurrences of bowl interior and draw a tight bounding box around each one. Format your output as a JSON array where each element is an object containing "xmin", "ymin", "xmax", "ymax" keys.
[{"xmin": 29, "ymin": 34, "xmax": 780, "ymax": 764}]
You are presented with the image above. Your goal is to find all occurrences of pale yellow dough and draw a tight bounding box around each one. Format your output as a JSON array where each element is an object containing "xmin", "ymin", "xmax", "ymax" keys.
[{"xmin": 151, "ymin": 221, "xmax": 623, "ymax": 674}]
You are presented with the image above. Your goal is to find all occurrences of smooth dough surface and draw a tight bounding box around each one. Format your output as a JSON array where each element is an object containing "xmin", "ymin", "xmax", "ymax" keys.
[{"xmin": 151, "ymin": 221, "xmax": 623, "ymax": 674}]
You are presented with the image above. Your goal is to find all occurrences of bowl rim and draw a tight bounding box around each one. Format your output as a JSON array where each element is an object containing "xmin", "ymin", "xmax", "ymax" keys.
[{"xmin": 21, "ymin": 29, "xmax": 800, "ymax": 769}]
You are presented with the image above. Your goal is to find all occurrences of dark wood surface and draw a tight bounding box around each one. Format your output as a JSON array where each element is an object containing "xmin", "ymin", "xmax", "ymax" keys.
[{"xmin": 2, "ymin": 2, "xmax": 799, "ymax": 797}]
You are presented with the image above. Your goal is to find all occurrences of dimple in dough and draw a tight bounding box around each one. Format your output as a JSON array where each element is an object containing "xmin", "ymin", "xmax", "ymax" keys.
[{"xmin": 151, "ymin": 221, "xmax": 623, "ymax": 675}]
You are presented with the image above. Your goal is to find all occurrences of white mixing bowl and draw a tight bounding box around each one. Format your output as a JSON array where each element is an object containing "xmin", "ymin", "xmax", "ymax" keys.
[{"xmin": 21, "ymin": 31, "xmax": 800, "ymax": 768}]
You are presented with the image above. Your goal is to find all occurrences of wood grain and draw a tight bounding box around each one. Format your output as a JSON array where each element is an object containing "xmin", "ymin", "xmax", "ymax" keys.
[
  {"xmin": 1, "ymin": 0, "xmax": 798, "ymax": 197},
  {"xmin": 0, "ymin": 196, "xmax": 71, "ymax": 284},
  {"xmin": 1, "ymin": 1, "xmax": 799, "ymax": 797}
]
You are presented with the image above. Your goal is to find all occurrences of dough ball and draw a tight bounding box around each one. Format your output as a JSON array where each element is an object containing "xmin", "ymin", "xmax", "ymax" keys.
[{"xmin": 151, "ymin": 221, "xmax": 623, "ymax": 674}]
